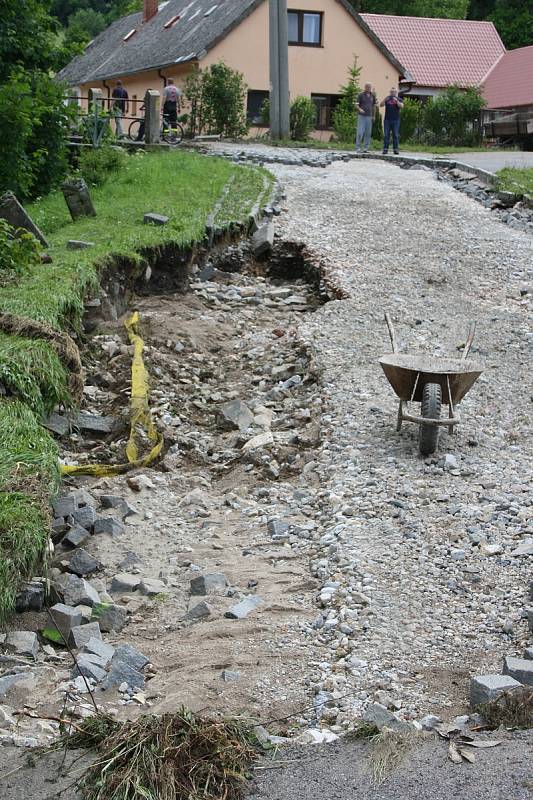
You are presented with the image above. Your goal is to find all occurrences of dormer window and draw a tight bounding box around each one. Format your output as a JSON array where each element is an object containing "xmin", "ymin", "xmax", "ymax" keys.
[{"xmin": 288, "ymin": 10, "xmax": 323, "ymax": 47}]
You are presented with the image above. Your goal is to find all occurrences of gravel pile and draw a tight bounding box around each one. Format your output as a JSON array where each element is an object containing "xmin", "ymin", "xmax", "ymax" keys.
[{"xmin": 268, "ymin": 156, "xmax": 532, "ymax": 726}]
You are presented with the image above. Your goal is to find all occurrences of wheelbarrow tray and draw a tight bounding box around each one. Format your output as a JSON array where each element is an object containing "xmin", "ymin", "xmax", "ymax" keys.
[{"xmin": 379, "ymin": 354, "xmax": 483, "ymax": 405}]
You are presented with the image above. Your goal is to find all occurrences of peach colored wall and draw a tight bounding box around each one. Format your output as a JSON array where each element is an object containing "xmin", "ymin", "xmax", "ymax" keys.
[
  {"xmin": 203, "ymin": 0, "xmax": 400, "ymax": 102},
  {"xmin": 79, "ymin": 64, "xmax": 192, "ymax": 119}
]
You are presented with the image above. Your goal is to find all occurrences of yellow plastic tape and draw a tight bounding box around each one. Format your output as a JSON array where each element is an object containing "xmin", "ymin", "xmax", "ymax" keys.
[{"xmin": 60, "ymin": 311, "xmax": 164, "ymax": 477}]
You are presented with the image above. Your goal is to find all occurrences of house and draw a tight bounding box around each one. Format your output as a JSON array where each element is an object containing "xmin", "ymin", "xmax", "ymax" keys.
[
  {"xmin": 58, "ymin": 0, "xmax": 411, "ymax": 134},
  {"xmin": 360, "ymin": 14, "xmax": 505, "ymax": 101},
  {"xmin": 481, "ymin": 45, "xmax": 533, "ymax": 145}
]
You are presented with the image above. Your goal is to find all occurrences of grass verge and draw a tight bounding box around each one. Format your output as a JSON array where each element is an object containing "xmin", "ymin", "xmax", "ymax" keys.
[
  {"xmin": 0, "ymin": 149, "xmax": 270, "ymax": 618},
  {"xmin": 495, "ymin": 167, "xmax": 533, "ymax": 196},
  {"xmin": 252, "ymin": 137, "xmax": 510, "ymax": 156}
]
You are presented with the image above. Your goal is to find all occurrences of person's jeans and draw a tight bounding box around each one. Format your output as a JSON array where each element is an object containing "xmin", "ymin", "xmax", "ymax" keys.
[
  {"xmin": 383, "ymin": 119, "xmax": 400, "ymax": 152},
  {"xmin": 113, "ymin": 112, "xmax": 124, "ymax": 137},
  {"xmin": 356, "ymin": 114, "xmax": 373, "ymax": 151}
]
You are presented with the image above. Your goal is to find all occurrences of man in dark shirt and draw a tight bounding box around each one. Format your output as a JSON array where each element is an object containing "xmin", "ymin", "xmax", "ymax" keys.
[
  {"xmin": 380, "ymin": 86, "xmax": 404, "ymax": 155},
  {"xmin": 355, "ymin": 83, "xmax": 376, "ymax": 153},
  {"xmin": 111, "ymin": 80, "xmax": 128, "ymax": 138}
]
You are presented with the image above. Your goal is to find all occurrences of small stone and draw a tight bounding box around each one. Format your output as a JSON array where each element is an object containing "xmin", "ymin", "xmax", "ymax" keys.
[
  {"xmin": 0, "ymin": 673, "xmax": 36, "ymax": 697},
  {"xmin": 110, "ymin": 573, "xmax": 141, "ymax": 593},
  {"xmin": 127, "ymin": 474, "xmax": 155, "ymax": 492},
  {"xmin": 420, "ymin": 714, "xmax": 442, "ymax": 731},
  {"xmin": 71, "ymin": 506, "xmax": 97, "ymax": 531},
  {"xmin": 523, "ymin": 647, "xmax": 533, "ymax": 661},
  {"xmin": 68, "ymin": 622, "xmax": 102, "ymax": 650},
  {"xmin": 2, "ymin": 631, "xmax": 39, "ymax": 660},
  {"xmin": 52, "ymin": 495, "xmax": 78, "ymax": 518},
  {"xmin": 67, "ymin": 548, "xmax": 102, "ymax": 577},
  {"xmin": 100, "ymin": 495, "xmax": 125, "ymax": 509},
  {"xmin": 139, "ymin": 578, "xmax": 166, "ymax": 596},
  {"xmin": 363, "ymin": 703, "xmax": 412, "ymax": 733},
  {"xmin": 190, "ymin": 573, "xmax": 228, "ymax": 595},
  {"xmin": 502, "ymin": 656, "xmax": 533, "ymax": 686},
  {"xmin": 143, "ymin": 213, "xmax": 169, "ymax": 226},
  {"xmin": 64, "ymin": 575, "xmax": 100, "ymax": 608},
  {"xmin": 470, "ymin": 674, "xmax": 523, "ymax": 706},
  {"xmin": 267, "ymin": 519, "xmax": 289, "ymax": 537},
  {"xmin": 221, "ymin": 670, "xmax": 241, "ymax": 682},
  {"xmin": 67, "ymin": 240, "xmax": 94, "ymax": 250},
  {"xmin": 511, "ymin": 539, "xmax": 533, "ymax": 557},
  {"xmin": 49, "ymin": 603, "xmax": 83, "ymax": 641},
  {"xmin": 103, "ymin": 660, "xmax": 145, "ymax": 691},
  {"xmin": 112, "ymin": 644, "xmax": 149, "ymax": 672},
  {"xmin": 225, "ymin": 596, "xmax": 262, "ymax": 619},
  {"xmin": 71, "ymin": 654, "xmax": 107, "ymax": 682},
  {"xmin": 219, "ymin": 400, "xmax": 254, "ymax": 431},
  {"xmin": 442, "ymin": 454, "xmax": 459, "ymax": 470},
  {"xmin": 61, "ymin": 525, "xmax": 91, "ymax": 549},
  {"xmin": 251, "ymin": 221, "xmax": 274, "ymax": 257},
  {"xmin": 185, "ymin": 601, "xmax": 212, "ymax": 621},
  {"xmin": 83, "ymin": 637, "xmax": 115, "ymax": 664},
  {"xmin": 93, "ymin": 517, "xmax": 125, "ymax": 536},
  {"xmin": 242, "ymin": 432, "xmax": 274, "ymax": 451},
  {"xmin": 0, "ymin": 707, "xmax": 16, "ymax": 728},
  {"xmin": 95, "ymin": 603, "xmax": 128, "ymax": 632},
  {"xmin": 15, "ymin": 581, "xmax": 44, "ymax": 612}
]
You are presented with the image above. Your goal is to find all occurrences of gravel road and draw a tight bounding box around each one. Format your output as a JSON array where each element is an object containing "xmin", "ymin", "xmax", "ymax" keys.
[{"xmin": 267, "ymin": 156, "xmax": 532, "ymax": 721}]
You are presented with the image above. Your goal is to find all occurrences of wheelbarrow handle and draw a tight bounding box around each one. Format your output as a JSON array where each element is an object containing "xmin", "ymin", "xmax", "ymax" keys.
[
  {"xmin": 384, "ymin": 312, "xmax": 398, "ymax": 354},
  {"xmin": 462, "ymin": 321, "xmax": 476, "ymax": 360}
]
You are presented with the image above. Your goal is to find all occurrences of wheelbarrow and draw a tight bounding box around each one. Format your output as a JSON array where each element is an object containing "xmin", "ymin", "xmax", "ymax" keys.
[{"xmin": 379, "ymin": 313, "xmax": 483, "ymax": 456}]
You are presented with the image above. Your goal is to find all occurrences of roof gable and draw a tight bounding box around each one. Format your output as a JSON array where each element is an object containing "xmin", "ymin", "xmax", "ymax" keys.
[
  {"xmin": 361, "ymin": 13, "xmax": 505, "ymax": 89},
  {"xmin": 483, "ymin": 45, "xmax": 533, "ymax": 109},
  {"xmin": 58, "ymin": 0, "xmax": 410, "ymax": 85}
]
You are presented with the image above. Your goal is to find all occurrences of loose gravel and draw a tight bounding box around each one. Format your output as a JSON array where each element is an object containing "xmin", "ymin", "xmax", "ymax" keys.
[{"xmin": 265, "ymin": 154, "xmax": 533, "ymax": 725}]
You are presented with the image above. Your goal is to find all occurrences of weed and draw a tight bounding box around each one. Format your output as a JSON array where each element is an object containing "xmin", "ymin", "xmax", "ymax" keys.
[
  {"xmin": 60, "ymin": 709, "xmax": 259, "ymax": 800},
  {"xmin": 346, "ymin": 722, "xmax": 380, "ymax": 740},
  {"xmin": 496, "ymin": 168, "xmax": 533, "ymax": 197},
  {"xmin": 368, "ymin": 729, "xmax": 419, "ymax": 787},
  {"xmin": 478, "ymin": 688, "xmax": 533, "ymax": 730}
]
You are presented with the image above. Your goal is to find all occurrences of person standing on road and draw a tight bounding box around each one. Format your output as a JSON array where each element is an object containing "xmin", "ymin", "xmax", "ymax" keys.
[
  {"xmin": 355, "ymin": 83, "xmax": 376, "ymax": 153},
  {"xmin": 380, "ymin": 87, "xmax": 403, "ymax": 155},
  {"xmin": 111, "ymin": 80, "xmax": 128, "ymax": 138},
  {"xmin": 162, "ymin": 79, "xmax": 182, "ymax": 130}
]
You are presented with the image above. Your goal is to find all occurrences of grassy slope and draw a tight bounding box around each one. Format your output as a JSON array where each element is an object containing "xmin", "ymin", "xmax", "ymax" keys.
[
  {"xmin": 496, "ymin": 167, "xmax": 533, "ymax": 196},
  {"xmin": 0, "ymin": 149, "xmax": 270, "ymax": 618}
]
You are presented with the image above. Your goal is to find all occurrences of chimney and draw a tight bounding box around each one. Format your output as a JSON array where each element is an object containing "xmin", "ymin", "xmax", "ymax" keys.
[{"xmin": 143, "ymin": 0, "xmax": 158, "ymax": 23}]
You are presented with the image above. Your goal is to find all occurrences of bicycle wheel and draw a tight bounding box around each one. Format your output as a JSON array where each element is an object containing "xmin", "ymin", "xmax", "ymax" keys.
[
  {"xmin": 162, "ymin": 123, "xmax": 183, "ymax": 145},
  {"xmin": 128, "ymin": 118, "xmax": 142, "ymax": 141}
]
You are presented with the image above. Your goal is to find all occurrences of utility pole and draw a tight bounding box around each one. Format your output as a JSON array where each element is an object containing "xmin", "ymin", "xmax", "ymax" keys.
[{"xmin": 269, "ymin": 0, "xmax": 290, "ymax": 140}]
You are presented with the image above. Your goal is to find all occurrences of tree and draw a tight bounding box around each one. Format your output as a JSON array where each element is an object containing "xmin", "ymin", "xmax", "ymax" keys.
[
  {"xmin": 421, "ymin": 85, "xmax": 485, "ymax": 146},
  {"xmin": 347, "ymin": 0, "xmax": 469, "ymax": 15},
  {"xmin": 184, "ymin": 63, "xmax": 249, "ymax": 139},
  {"xmin": 467, "ymin": 0, "xmax": 496, "ymax": 19},
  {"xmin": 332, "ymin": 56, "xmax": 362, "ymax": 143},
  {"xmin": 490, "ymin": 0, "xmax": 533, "ymax": 49},
  {"xmin": 0, "ymin": 0, "xmax": 60, "ymax": 82},
  {"xmin": 64, "ymin": 7, "xmax": 106, "ymax": 48}
]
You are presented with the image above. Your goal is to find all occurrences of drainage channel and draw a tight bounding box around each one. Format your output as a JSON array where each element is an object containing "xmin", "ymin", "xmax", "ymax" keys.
[{"xmin": 6, "ymin": 238, "xmax": 334, "ymax": 743}]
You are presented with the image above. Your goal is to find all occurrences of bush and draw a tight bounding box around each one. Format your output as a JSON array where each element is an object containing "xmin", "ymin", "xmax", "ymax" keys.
[
  {"xmin": 78, "ymin": 144, "xmax": 127, "ymax": 186},
  {"xmin": 399, "ymin": 97, "xmax": 422, "ymax": 143},
  {"xmin": 420, "ymin": 86, "xmax": 485, "ymax": 146},
  {"xmin": 290, "ymin": 96, "xmax": 316, "ymax": 141},
  {"xmin": 372, "ymin": 108, "xmax": 383, "ymax": 142},
  {"xmin": 184, "ymin": 63, "xmax": 249, "ymax": 139},
  {"xmin": 0, "ymin": 69, "xmax": 71, "ymax": 200},
  {"xmin": 332, "ymin": 56, "xmax": 362, "ymax": 144},
  {"xmin": 0, "ymin": 220, "xmax": 41, "ymax": 285}
]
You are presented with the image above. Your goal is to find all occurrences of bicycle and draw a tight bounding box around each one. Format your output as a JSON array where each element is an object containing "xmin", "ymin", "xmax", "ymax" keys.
[{"xmin": 127, "ymin": 114, "xmax": 184, "ymax": 144}]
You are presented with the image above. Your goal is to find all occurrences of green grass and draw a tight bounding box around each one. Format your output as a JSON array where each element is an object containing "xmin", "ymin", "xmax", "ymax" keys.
[
  {"xmin": 496, "ymin": 167, "xmax": 533, "ymax": 196},
  {"xmin": 0, "ymin": 148, "xmax": 269, "ymax": 618}
]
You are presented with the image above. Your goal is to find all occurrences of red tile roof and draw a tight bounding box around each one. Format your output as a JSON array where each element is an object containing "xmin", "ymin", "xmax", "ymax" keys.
[
  {"xmin": 482, "ymin": 46, "xmax": 533, "ymax": 109},
  {"xmin": 360, "ymin": 13, "xmax": 505, "ymax": 89}
]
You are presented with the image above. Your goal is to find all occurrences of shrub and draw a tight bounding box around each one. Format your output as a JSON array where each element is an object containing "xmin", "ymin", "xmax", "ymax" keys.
[
  {"xmin": 78, "ymin": 144, "xmax": 127, "ymax": 186},
  {"xmin": 372, "ymin": 108, "xmax": 383, "ymax": 142},
  {"xmin": 0, "ymin": 69, "xmax": 71, "ymax": 200},
  {"xmin": 290, "ymin": 96, "xmax": 316, "ymax": 141},
  {"xmin": 332, "ymin": 55, "xmax": 362, "ymax": 144},
  {"xmin": 184, "ymin": 63, "xmax": 249, "ymax": 138},
  {"xmin": 0, "ymin": 220, "xmax": 41, "ymax": 285},
  {"xmin": 399, "ymin": 97, "xmax": 422, "ymax": 143},
  {"xmin": 420, "ymin": 86, "xmax": 485, "ymax": 146}
]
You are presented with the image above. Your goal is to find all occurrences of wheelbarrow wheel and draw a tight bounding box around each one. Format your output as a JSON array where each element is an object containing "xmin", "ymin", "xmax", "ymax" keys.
[{"xmin": 419, "ymin": 382, "xmax": 441, "ymax": 456}]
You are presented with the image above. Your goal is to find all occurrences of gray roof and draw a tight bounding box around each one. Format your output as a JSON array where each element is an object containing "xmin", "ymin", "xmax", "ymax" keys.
[{"xmin": 58, "ymin": 0, "xmax": 411, "ymax": 85}]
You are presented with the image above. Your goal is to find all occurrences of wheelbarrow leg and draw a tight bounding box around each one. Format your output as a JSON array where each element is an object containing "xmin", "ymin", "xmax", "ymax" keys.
[
  {"xmin": 396, "ymin": 400, "xmax": 403, "ymax": 432},
  {"xmin": 447, "ymin": 376, "xmax": 455, "ymax": 436}
]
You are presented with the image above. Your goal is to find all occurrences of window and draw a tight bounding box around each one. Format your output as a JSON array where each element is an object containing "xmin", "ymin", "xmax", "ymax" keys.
[
  {"xmin": 247, "ymin": 90, "xmax": 269, "ymax": 125},
  {"xmin": 311, "ymin": 94, "xmax": 341, "ymax": 130},
  {"xmin": 288, "ymin": 10, "xmax": 323, "ymax": 46}
]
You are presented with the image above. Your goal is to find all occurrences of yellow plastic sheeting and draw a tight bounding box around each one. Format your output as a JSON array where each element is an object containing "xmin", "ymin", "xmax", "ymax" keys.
[{"xmin": 60, "ymin": 311, "xmax": 163, "ymax": 477}]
